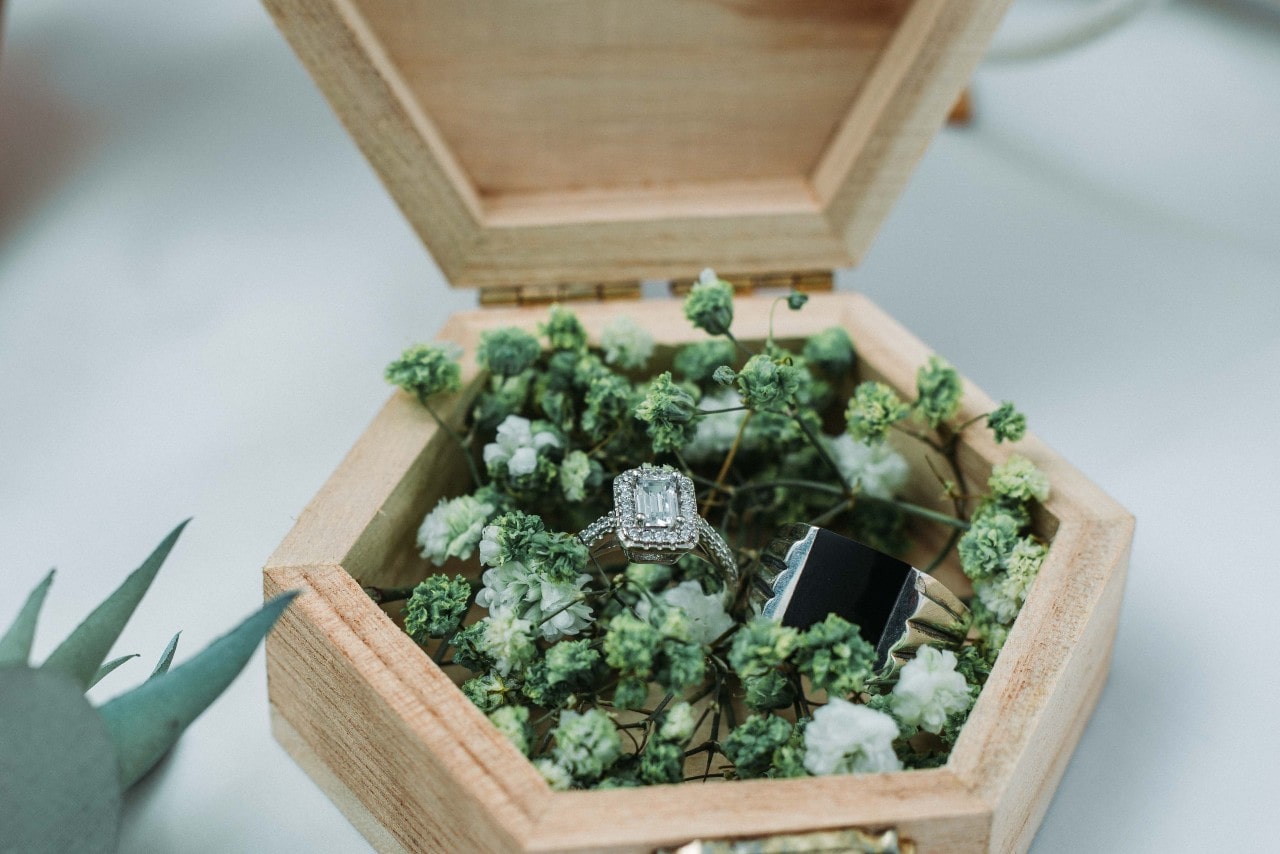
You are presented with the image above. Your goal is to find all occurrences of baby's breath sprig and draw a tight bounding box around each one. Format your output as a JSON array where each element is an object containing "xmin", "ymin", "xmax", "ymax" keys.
[{"xmin": 379, "ymin": 278, "xmax": 1053, "ymax": 789}]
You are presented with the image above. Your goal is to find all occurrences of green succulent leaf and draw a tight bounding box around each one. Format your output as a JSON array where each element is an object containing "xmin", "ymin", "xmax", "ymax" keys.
[
  {"xmin": 0, "ymin": 568, "xmax": 55, "ymax": 667},
  {"xmin": 41, "ymin": 520, "xmax": 189, "ymax": 689},
  {"xmin": 88, "ymin": 654, "xmax": 140, "ymax": 690},
  {"xmin": 0, "ymin": 668, "xmax": 123, "ymax": 853},
  {"xmin": 150, "ymin": 632, "xmax": 181, "ymax": 679},
  {"xmin": 98, "ymin": 591, "xmax": 297, "ymax": 789}
]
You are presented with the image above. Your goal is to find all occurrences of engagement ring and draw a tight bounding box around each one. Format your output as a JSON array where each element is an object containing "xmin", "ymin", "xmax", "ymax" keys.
[
  {"xmin": 579, "ymin": 465, "xmax": 738, "ymax": 586},
  {"xmin": 760, "ymin": 524, "xmax": 969, "ymax": 681}
]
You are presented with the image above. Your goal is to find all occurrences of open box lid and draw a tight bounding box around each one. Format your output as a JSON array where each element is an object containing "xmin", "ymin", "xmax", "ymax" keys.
[{"xmin": 263, "ymin": 0, "xmax": 1010, "ymax": 289}]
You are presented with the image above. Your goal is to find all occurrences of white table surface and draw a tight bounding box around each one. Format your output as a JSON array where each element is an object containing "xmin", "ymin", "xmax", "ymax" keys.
[{"xmin": 1, "ymin": 0, "xmax": 1276, "ymax": 851}]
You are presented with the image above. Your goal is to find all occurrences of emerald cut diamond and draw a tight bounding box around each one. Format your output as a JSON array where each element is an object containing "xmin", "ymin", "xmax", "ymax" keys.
[{"xmin": 635, "ymin": 473, "xmax": 679, "ymax": 528}]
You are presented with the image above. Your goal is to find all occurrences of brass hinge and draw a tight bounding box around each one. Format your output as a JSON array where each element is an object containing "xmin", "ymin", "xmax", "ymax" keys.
[
  {"xmin": 665, "ymin": 827, "xmax": 912, "ymax": 854},
  {"xmin": 669, "ymin": 270, "xmax": 834, "ymax": 297},
  {"xmin": 478, "ymin": 270, "xmax": 834, "ymax": 307},
  {"xmin": 479, "ymin": 281, "xmax": 642, "ymax": 307}
]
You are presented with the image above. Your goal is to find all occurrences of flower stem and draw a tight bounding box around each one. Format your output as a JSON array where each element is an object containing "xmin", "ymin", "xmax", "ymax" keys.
[
  {"xmin": 792, "ymin": 410, "xmax": 854, "ymax": 495},
  {"xmin": 423, "ymin": 399, "xmax": 482, "ymax": 488},
  {"xmin": 363, "ymin": 585, "xmax": 417, "ymax": 604}
]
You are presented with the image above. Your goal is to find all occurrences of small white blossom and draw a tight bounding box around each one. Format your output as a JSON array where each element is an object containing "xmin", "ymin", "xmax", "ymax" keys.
[
  {"xmin": 479, "ymin": 606, "xmax": 536, "ymax": 676},
  {"xmin": 559, "ymin": 450, "xmax": 593, "ymax": 503},
  {"xmin": 475, "ymin": 561, "xmax": 539, "ymax": 611},
  {"xmin": 889, "ymin": 645, "xmax": 972, "ymax": 734},
  {"xmin": 683, "ymin": 389, "xmax": 745, "ymax": 462},
  {"xmin": 803, "ymin": 698, "xmax": 902, "ymax": 776},
  {"xmin": 533, "ymin": 757, "xmax": 573, "ymax": 791},
  {"xmin": 478, "ymin": 524, "xmax": 502, "ymax": 567},
  {"xmin": 601, "ymin": 316, "xmax": 655, "ymax": 370},
  {"xmin": 483, "ymin": 415, "xmax": 560, "ymax": 477},
  {"xmin": 824, "ymin": 433, "xmax": 910, "ymax": 500},
  {"xmin": 699, "ymin": 268, "xmax": 718, "ymax": 286},
  {"xmin": 534, "ymin": 576, "xmax": 595, "ymax": 641},
  {"xmin": 416, "ymin": 494, "xmax": 496, "ymax": 565},
  {"xmin": 974, "ymin": 538, "xmax": 1046, "ymax": 624},
  {"xmin": 659, "ymin": 702, "xmax": 697, "ymax": 744},
  {"xmin": 636, "ymin": 580, "xmax": 733, "ymax": 646}
]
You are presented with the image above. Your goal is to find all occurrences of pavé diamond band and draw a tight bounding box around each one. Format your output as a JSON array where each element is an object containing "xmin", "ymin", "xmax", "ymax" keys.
[
  {"xmin": 760, "ymin": 524, "xmax": 969, "ymax": 682},
  {"xmin": 579, "ymin": 465, "xmax": 738, "ymax": 587}
]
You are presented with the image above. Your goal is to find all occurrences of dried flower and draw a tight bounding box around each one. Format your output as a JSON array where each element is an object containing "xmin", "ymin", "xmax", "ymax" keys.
[
  {"xmin": 659, "ymin": 702, "xmax": 697, "ymax": 744},
  {"xmin": 794, "ymin": 614, "xmax": 876, "ymax": 699},
  {"xmin": 743, "ymin": 670, "xmax": 796, "ymax": 711},
  {"xmin": 402, "ymin": 574, "xmax": 472, "ymax": 642},
  {"xmin": 914, "ymin": 355, "xmax": 962, "ymax": 428},
  {"xmin": 580, "ymin": 371, "xmax": 634, "ymax": 442},
  {"xmin": 460, "ymin": 672, "xmax": 511, "ymax": 713},
  {"xmin": 683, "ymin": 268, "xmax": 735, "ymax": 336},
  {"xmin": 551, "ymin": 709, "xmax": 622, "ymax": 782},
  {"xmin": 635, "ymin": 372, "xmax": 699, "ymax": 453},
  {"xmin": 385, "ymin": 343, "xmax": 461, "ymax": 402},
  {"xmin": 803, "ymin": 327, "xmax": 855, "ymax": 376},
  {"xmin": 728, "ymin": 618, "xmax": 799, "ymax": 679},
  {"xmin": 734, "ymin": 353, "xmax": 803, "ymax": 411},
  {"xmin": 477, "ymin": 327, "xmax": 541, "ymax": 377},
  {"xmin": 957, "ymin": 508, "xmax": 1023, "ymax": 581},
  {"xmin": 988, "ymin": 455, "xmax": 1050, "ymax": 503},
  {"xmin": 478, "ymin": 510, "xmax": 545, "ymax": 568},
  {"xmin": 786, "ymin": 291, "xmax": 809, "ymax": 310},
  {"xmin": 534, "ymin": 757, "xmax": 574, "ymax": 791},
  {"xmin": 478, "ymin": 606, "xmax": 537, "ymax": 676},
  {"xmin": 803, "ymin": 698, "xmax": 902, "ymax": 775},
  {"xmin": 974, "ymin": 537, "xmax": 1047, "ymax": 624},
  {"xmin": 634, "ymin": 580, "xmax": 732, "ymax": 646},
  {"xmin": 987, "ymin": 401, "xmax": 1027, "ymax": 444},
  {"xmin": 823, "ymin": 433, "xmax": 909, "ymax": 500},
  {"xmin": 601, "ymin": 316, "xmax": 655, "ymax": 370},
  {"xmin": 416, "ymin": 493, "xmax": 496, "ymax": 565},
  {"xmin": 540, "ymin": 304, "xmax": 588, "ymax": 352},
  {"xmin": 483, "ymin": 414, "xmax": 561, "ymax": 479},
  {"xmin": 846, "ymin": 382, "xmax": 910, "ymax": 444},
  {"xmin": 489, "ymin": 704, "xmax": 533, "ymax": 755},
  {"xmin": 723, "ymin": 714, "xmax": 794, "ymax": 779},
  {"xmin": 673, "ymin": 339, "xmax": 738, "ymax": 384},
  {"xmin": 558, "ymin": 450, "xmax": 597, "ymax": 503},
  {"xmin": 889, "ymin": 646, "xmax": 972, "ymax": 734}
]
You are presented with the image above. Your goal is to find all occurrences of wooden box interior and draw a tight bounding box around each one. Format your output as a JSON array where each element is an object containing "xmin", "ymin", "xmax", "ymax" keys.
[{"xmin": 264, "ymin": 293, "xmax": 1132, "ymax": 853}]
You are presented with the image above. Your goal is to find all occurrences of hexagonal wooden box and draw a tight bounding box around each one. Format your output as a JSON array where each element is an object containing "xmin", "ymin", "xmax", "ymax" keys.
[
  {"xmin": 259, "ymin": 2, "xmax": 1133, "ymax": 851},
  {"xmin": 263, "ymin": 295, "xmax": 1132, "ymax": 854}
]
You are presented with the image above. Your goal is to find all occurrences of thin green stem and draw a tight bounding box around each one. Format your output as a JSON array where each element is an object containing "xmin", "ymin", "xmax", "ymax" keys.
[
  {"xmin": 423, "ymin": 399, "xmax": 482, "ymax": 488},
  {"xmin": 924, "ymin": 528, "xmax": 963, "ymax": 574},
  {"xmin": 862, "ymin": 496, "xmax": 970, "ymax": 531},
  {"xmin": 792, "ymin": 410, "xmax": 853, "ymax": 494}
]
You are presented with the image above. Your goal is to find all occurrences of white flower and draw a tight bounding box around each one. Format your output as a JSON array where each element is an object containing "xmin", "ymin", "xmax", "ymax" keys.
[
  {"xmin": 889, "ymin": 645, "xmax": 972, "ymax": 734},
  {"xmin": 478, "ymin": 524, "xmax": 502, "ymax": 567},
  {"xmin": 824, "ymin": 433, "xmax": 909, "ymax": 500},
  {"xmin": 683, "ymin": 389, "xmax": 746, "ymax": 462},
  {"xmin": 416, "ymin": 494, "xmax": 496, "ymax": 565},
  {"xmin": 475, "ymin": 561, "xmax": 539, "ymax": 611},
  {"xmin": 659, "ymin": 702, "xmax": 697, "ymax": 744},
  {"xmin": 559, "ymin": 450, "xmax": 593, "ymax": 503},
  {"xmin": 483, "ymin": 415, "xmax": 559, "ymax": 477},
  {"xmin": 804, "ymin": 698, "xmax": 902, "ymax": 776},
  {"xmin": 533, "ymin": 576, "xmax": 595, "ymax": 641},
  {"xmin": 479, "ymin": 606, "xmax": 536, "ymax": 676},
  {"xmin": 635, "ymin": 580, "xmax": 733, "ymax": 646},
  {"xmin": 601, "ymin": 316, "xmax": 655, "ymax": 370},
  {"xmin": 699, "ymin": 268, "xmax": 718, "ymax": 286},
  {"xmin": 533, "ymin": 757, "xmax": 573, "ymax": 791}
]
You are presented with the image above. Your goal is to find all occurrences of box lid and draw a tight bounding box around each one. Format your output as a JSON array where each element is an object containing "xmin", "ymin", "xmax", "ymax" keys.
[{"xmin": 264, "ymin": 0, "xmax": 1010, "ymax": 288}]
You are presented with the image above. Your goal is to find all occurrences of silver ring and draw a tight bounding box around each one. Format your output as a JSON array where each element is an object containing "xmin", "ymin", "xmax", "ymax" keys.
[
  {"xmin": 759, "ymin": 524, "xmax": 969, "ymax": 682},
  {"xmin": 579, "ymin": 465, "xmax": 738, "ymax": 587}
]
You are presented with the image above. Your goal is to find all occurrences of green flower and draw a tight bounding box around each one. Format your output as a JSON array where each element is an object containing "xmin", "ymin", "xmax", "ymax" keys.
[
  {"xmin": 767, "ymin": 722, "xmax": 811, "ymax": 778},
  {"xmin": 723, "ymin": 715, "xmax": 793, "ymax": 779},
  {"xmin": 735, "ymin": 353, "xmax": 803, "ymax": 411},
  {"xmin": 403, "ymin": 574, "xmax": 472, "ymax": 642},
  {"xmin": 551, "ymin": 709, "xmax": 622, "ymax": 782},
  {"xmin": 472, "ymin": 373, "xmax": 531, "ymax": 433},
  {"xmin": 803, "ymin": 327, "xmax": 855, "ymax": 375},
  {"xmin": 460, "ymin": 672, "xmax": 511, "ymax": 713},
  {"xmin": 743, "ymin": 670, "xmax": 796, "ymax": 711},
  {"xmin": 450, "ymin": 621, "xmax": 493, "ymax": 672},
  {"xmin": 478, "ymin": 607, "xmax": 537, "ymax": 676},
  {"xmin": 845, "ymin": 381, "xmax": 910, "ymax": 444},
  {"xmin": 526, "ymin": 531, "xmax": 589, "ymax": 584},
  {"xmin": 683, "ymin": 269, "xmax": 735, "ymax": 336},
  {"xmin": 601, "ymin": 316, "xmax": 655, "ymax": 370},
  {"xmin": 534, "ymin": 758, "xmax": 574, "ymax": 791},
  {"xmin": 540, "ymin": 304, "xmax": 588, "ymax": 352},
  {"xmin": 914, "ymin": 356, "xmax": 962, "ymax": 428},
  {"xmin": 727, "ymin": 618, "xmax": 799, "ymax": 679},
  {"xmin": 957, "ymin": 510, "xmax": 1022, "ymax": 581},
  {"xmin": 638, "ymin": 740, "xmax": 684, "ymax": 785},
  {"xmin": 488, "ymin": 705, "xmax": 533, "ymax": 755},
  {"xmin": 580, "ymin": 372, "xmax": 633, "ymax": 442},
  {"xmin": 603, "ymin": 612, "xmax": 661, "ymax": 678},
  {"xmin": 624, "ymin": 562, "xmax": 673, "ymax": 592},
  {"xmin": 476, "ymin": 327, "xmax": 541, "ymax": 377},
  {"xmin": 673, "ymin": 339, "xmax": 738, "ymax": 384},
  {"xmin": 654, "ymin": 638, "xmax": 706, "ymax": 693},
  {"xmin": 988, "ymin": 455, "xmax": 1050, "ymax": 503},
  {"xmin": 478, "ymin": 510, "xmax": 546, "ymax": 567},
  {"xmin": 635, "ymin": 372, "xmax": 698, "ymax": 453},
  {"xmin": 658, "ymin": 702, "xmax": 697, "ymax": 744},
  {"xmin": 558, "ymin": 450, "xmax": 598, "ymax": 503},
  {"xmin": 787, "ymin": 290, "xmax": 809, "ymax": 310},
  {"xmin": 522, "ymin": 638, "xmax": 602, "ymax": 708},
  {"xmin": 416, "ymin": 493, "xmax": 496, "ymax": 566},
  {"xmin": 793, "ymin": 614, "xmax": 876, "ymax": 698},
  {"xmin": 612, "ymin": 677, "xmax": 650, "ymax": 711},
  {"xmin": 986, "ymin": 402, "xmax": 1027, "ymax": 444},
  {"xmin": 385, "ymin": 343, "xmax": 461, "ymax": 403}
]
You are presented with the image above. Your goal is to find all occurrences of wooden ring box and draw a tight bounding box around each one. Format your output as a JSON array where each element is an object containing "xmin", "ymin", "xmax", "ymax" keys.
[{"xmin": 259, "ymin": 2, "xmax": 1134, "ymax": 851}]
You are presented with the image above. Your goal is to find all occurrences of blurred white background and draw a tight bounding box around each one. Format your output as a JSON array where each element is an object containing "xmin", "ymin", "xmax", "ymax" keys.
[{"xmin": 1, "ymin": 0, "xmax": 1276, "ymax": 850}]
